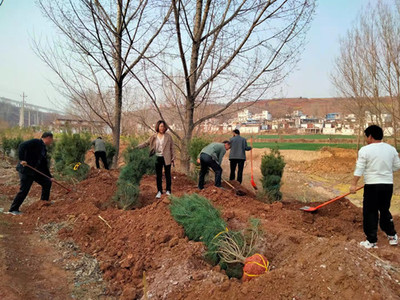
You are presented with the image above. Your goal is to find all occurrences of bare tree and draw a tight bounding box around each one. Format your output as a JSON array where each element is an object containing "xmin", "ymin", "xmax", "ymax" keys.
[
  {"xmin": 34, "ymin": 0, "xmax": 172, "ymax": 165},
  {"xmin": 332, "ymin": 0, "xmax": 400, "ymax": 148},
  {"xmin": 138, "ymin": 0, "xmax": 316, "ymax": 171}
]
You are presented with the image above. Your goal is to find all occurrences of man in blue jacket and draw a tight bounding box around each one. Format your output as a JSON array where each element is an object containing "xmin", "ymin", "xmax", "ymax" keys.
[
  {"xmin": 8, "ymin": 132, "xmax": 54, "ymax": 215},
  {"xmin": 229, "ymin": 129, "xmax": 252, "ymax": 184}
]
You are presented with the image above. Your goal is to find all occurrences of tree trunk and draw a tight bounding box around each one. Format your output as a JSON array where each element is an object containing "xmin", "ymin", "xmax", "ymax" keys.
[
  {"xmin": 179, "ymin": 134, "xmax": 192, "ymax": 173},
  {"xmin": 113, "ymin": 82, "xmax": 122, "ymax": 167},
  {"xmin": 112, "ymin": 4, "xmax": 123, "ymax": 167}
]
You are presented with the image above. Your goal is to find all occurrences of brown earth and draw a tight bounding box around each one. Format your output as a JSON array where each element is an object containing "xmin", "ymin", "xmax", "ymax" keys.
[{"xmin": 0, "ymin": 148, "xmax": 400, "ymax": 299}]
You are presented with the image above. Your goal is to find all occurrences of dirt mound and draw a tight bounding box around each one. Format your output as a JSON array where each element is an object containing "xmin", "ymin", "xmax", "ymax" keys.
[
  {"xmin": 2, "ymin": 165, "xmax": 400, "ymax": 299},
  {"xmin": 290, "ymin": 148, "xmax": 358, "ymax": 174}
]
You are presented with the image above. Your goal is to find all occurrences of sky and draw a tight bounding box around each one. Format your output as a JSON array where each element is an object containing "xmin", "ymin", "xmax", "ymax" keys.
[{"xmin": 0, "ymin": 0, "xmax": 368, "ymax": 110}]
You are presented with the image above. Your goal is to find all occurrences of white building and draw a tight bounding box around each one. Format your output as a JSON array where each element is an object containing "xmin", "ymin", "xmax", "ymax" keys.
[
  {"xmin": 322, "ymin": 127, "xmax": 336, "ymax": 134},
  {"xmin": 238, "ymin": 109, "xmax": 252, "ymax": 122},
  {"xmin": 239, "ymin": 124, "xmax": 260, "ymax": 133},
  {"xmin": 253, "ymin": 110, "xmax": 272, "ymax": 121}
]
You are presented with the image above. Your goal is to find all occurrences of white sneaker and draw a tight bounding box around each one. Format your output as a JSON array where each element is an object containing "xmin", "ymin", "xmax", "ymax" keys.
[
  {"xmin": 156, "ymin": 191, "xmax": 162, "ymax": 199},
  {"xmin": 359, "ymin": 240, "xmax": 378, "ymax": 249},
  {"xmin": 166, "ymin": 191, "xmax": 171, "ymax": 196},
  {"xmin": 388, "ymin": 234, "xmax": 398, "ymax": 246}
]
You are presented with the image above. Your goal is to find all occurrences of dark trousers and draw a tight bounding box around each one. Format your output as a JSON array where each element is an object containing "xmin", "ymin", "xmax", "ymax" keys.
[
  {"xmin": 229, "ymin": 159, "xmax": 245, "ymax": 183},
  {"xmin": 95, "ymin": 151, "xmax": 109, "ymax": 169},
  {"xmin": 363, "ymin": 184, "xmax": 397, "ymax": 243},
  {"xmin": 155, "ymin": 156, "xmax": 171, "ymax": 193},
  {"xmin": 9, "ymin": 172, "xmax": 52, "ymax": 212},
  {"xmin": 198, "ymin": 153, "xmax": 222, "ymax": 189}
]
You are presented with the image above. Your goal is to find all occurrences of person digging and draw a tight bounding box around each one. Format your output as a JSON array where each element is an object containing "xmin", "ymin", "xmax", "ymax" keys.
[
  {"xmin": 91, "ymin": 136, "xmax": 109, "ymax": 170},
  {"xmin": 8, "ymin": 132, "xmax": 54, "ymax": 215},
  {"xmin": 350, "ymin": 125, "xmax": 399, "ymax": 248},
  {"xmin": 197, "ymin": 141, "xmax": 231, "ymax": 190}
]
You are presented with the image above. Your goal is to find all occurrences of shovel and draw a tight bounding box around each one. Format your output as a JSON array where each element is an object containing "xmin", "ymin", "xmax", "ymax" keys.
[
  {"xmin": 300, "ymin": 185, "xmax": 364, "ymax": 212},
  {"xmin": 250, "ymin": 137, "xmax": 257, "ymax": 190},
  {"xmin": 222, "ymin": 178, "xmax": 246, "ymax": 196},
  {"xmin": 25, "ymin": 164, "xmax": 72, "ymax": 193},
  {"xmin": 208, "ymin": 167, "xmax": 246, "ymax": 196}
]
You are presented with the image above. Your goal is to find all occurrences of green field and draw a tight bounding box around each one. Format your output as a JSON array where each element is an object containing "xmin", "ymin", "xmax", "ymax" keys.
[
  {"xmin": 252, "ymin": 142, "xmax": 358, "ymax": 151},
  {"xmin": 252, "ymin": 134, "xmax": 355, "ymax": 140}
]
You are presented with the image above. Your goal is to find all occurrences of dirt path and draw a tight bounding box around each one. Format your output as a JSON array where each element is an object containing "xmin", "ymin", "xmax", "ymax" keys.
[
  {"xmin": 0, "ymin": 159, "xmax": 111, "ymax": 300},
  {"xmin": 0, "ymin": 211, "xmax": 73, "ymax": 300},
  {"xmin": 0, "ymin": 159, "xmax": 73, "ymax": 299}
]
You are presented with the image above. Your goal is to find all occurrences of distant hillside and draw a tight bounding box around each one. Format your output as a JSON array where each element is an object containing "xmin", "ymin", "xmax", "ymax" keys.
[
  {"xmin": 246, "ymin": 97, "xmax": 349, "ymax": 118},
  {"xmin": 0, "ymin": 101, "xmax": 62, "ymax": 127}
]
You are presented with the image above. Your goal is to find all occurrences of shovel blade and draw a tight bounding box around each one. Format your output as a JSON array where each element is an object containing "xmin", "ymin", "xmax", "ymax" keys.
[{"xmin": 299, "ymin": 206, "xmax": 317, "ymax": 212}]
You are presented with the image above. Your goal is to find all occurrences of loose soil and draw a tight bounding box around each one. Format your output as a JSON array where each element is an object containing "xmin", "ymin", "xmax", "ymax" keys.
[{"xmin": 0, "ymin": 148, "xmax": 399, "ymax": 299}]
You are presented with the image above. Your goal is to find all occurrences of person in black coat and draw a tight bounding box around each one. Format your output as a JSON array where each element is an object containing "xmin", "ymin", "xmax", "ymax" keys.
[
  {"xmin": 229, "ymin": 129, "xmax": 252, "ymax": 184},
  {"xmin": 8, "ymin": 132, "xmax": 54, "ymax": 215}
]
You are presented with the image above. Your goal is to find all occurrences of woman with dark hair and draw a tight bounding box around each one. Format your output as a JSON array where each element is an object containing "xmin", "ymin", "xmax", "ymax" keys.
[{"xmin": 137, "ymin": 120, "xmax": 175, "ymax": 198}]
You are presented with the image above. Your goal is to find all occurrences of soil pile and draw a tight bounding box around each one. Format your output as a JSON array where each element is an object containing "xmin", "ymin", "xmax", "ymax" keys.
[
  {"xmin": 2, "ymin": 166, "xmax": 397, "ymax": 299},
  {"xmin": 1, "ymin": 150, "xmax": 400, "ymax": 299}
]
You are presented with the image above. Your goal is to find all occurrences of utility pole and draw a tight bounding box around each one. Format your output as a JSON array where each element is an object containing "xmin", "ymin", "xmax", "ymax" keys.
[{"xmin": 19, "ymin": 92, "xmax": 27, "ymax": 128}]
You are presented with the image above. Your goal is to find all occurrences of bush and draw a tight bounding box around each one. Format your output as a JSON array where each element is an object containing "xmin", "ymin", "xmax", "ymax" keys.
[
  {"xmin": 119, "ymin": 145, "xmax": 156, "ymax": 185},
  {"xmin": 169, "ymin": 194, "xmax": 263, "ymax": 279},
  {"xmin": 188, "ymin": 136, "xmax": 211, "ymax": 181},
  {"xmin": 53, "ymin": 132, "xmax": 91, "ymax": 181},
  {"xmin": 260, "ymin": 148, "xmax": 285, "ymax": 202},
  {"xmin": 105, "ymin": 141, "xmax": 116, "ymax": 167},
  {"xmin": 170, "ymin": 193, "xmax": 227, "ymax": 265},
  {"xmin": 1, "ymin": 136, "xmax": 23, "ymax": 157},
  {"xmin": 188, "ymin": 136, "xmax": 211, "ymax": 165},
  {"xmin": 113, "ymin": 181, "xmax": 140, "ymax": 210},
  {"xmin": 113, "ymin": 142, "xmax": 156, "ymax": 209}
]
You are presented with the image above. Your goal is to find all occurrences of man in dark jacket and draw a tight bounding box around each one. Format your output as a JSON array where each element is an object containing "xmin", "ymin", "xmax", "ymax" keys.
[
  {"xmin": 8, "ymin": 132, "xmax": 54, "ymax": 215},
  {"xmin": 229, "ymin": 129, "xmax": 252, "ymax": 184}
]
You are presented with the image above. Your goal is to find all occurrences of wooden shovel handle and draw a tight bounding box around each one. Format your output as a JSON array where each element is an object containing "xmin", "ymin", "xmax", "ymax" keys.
[
  {"xmin": 313, "ymin": 185, "xmax": 364, "ymax": 210},
  {"xmin": 25, "ymin": 164, "xmax": 71, "ymax": 192}
]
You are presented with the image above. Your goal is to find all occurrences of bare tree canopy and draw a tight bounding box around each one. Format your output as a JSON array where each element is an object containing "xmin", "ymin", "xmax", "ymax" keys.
[
  {"xmin": 331, "ymin": 0, "xmax": 400, "ymax": 147},
  {"xmin": 34, "ymin": 0, "xmax": 172, "ymax": 164},
  {"xmin": 140, "ymin": 0, "xmax": 316, "ymax": 170}
]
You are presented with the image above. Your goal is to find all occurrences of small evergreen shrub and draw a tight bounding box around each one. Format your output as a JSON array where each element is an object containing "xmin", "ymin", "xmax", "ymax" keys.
[
  {"xmin": 170, "ymin": 194, "xmax": 263, "ymax": 279},
  {"xmin": 188, "ymin": 137, "xmax": 211, "ymax": 165},
  {"xmin": 260, "ymin": 148, "xmax": 286, "ymax": 202},
  {"xmin": 188, "ymin": 136, "xmax": 211, "ymax": 181},
  {"xmin": 170, "ymin": 193, "xmax": 227, "ymax": 264},
  {"xmin": 119, "ymin": 145, "xmax": 156, "ymax": 185},
  {"xmin": 113, "ymin": 142, "xmax": 156, "ymax": 209},
  {"xmin": 105, "ymin": 141, "xmax": 116, "ymax": 167},
  {"xmin": 113, "ymin": 181, "xmax": 140, "ymax": 210},
  {"xmin": 1, "ymin": 136, "xmax": 23, "ymax": 157},
  {"xmin": 53, "ymin": 132, "xmax": 91, "ymax": 181}
]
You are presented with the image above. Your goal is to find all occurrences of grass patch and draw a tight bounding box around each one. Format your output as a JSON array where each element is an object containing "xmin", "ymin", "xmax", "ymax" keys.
[
  {"xmin": 253, "ymin": 134, "xmax": 356, "ymax": 140},
  {"xmin": 252, "ymin": 142, "xmax": 358, "ymax": 151}
]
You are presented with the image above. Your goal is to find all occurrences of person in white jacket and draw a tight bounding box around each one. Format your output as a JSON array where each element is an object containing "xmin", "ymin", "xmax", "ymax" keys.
[{"xmin": 350, "ymin": 125, "xmax": 400, "ymax": 248}]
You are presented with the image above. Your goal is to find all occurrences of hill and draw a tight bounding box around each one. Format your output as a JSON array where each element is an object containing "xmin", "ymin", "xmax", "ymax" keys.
[{"xmin": 246, "ymin": 97, "xmax": 349, "ymax": 118}]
